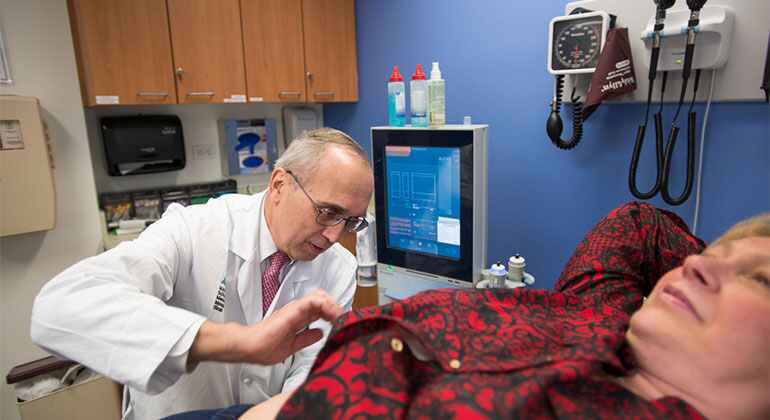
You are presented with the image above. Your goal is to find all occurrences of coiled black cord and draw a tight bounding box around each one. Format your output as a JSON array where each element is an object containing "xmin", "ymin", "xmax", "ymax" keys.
[
  {"xmin": 660, "ymin": 69, "xmax": 701, "ymax": 205},
  {"xmin": 658, "ymin": 4, "xmax": 705, "ymax": 206},
  {"xmin": 629, "ymin": 68, "xmax": 668, "ymax": 200},
  {"xmin": 546, "ymin": 75, "xmax": 583, "ymax": 150}
]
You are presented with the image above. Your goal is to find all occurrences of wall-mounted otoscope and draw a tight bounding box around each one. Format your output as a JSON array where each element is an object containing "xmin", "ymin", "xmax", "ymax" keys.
[
  {"xmin": 658, "ymin": 0, "xmax": 707, "ymax": 206},
  {"xmin": 629, "ymin": 0, "xmax": 714, "ymax": 206}
]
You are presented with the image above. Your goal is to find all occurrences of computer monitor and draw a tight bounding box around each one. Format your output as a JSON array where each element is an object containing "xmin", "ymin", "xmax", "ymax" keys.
[{"xmin": 371, "ymin": 125, "xmax": 488, "ymax": 299}]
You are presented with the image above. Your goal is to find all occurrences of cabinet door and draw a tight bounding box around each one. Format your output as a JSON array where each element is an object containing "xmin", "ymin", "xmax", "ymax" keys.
[
  {"xmin": 167, "ymin": 0, "xmax": 247, "ymax": 104},
  {"xmin": 302, "ymin": 0, "xmax": 359, "ymax": 102},
  {"xmin": 68, "ymin": 0, "xmax": 176, "ymax": 106},
  {"xmin": 241, "ymin": 0, "xmax": 307, "ymax": 103}
]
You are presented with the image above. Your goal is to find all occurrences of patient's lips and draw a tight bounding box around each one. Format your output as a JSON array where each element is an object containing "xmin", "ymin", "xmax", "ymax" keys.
[{"xmin": 661, "ymin": 285, "xmax": 702, "ymax": 322}]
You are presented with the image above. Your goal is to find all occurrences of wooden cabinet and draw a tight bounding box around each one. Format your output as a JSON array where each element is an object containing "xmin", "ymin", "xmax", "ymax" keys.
[
  {"xmin": 68, "ymin": 0, "xmax": 177, "ymax": 106},
  {"xmin": 241, "ymin": 0, "xmax": 307, "ymax": 103},
  {"xmin": 167, "ymin": 0, "xmax": 247, "ymax": 104},
  {"xmin": 241, "ymin": 0, "xmax": 358, "ymax": 103},
  {"xmin": 302, "ymin": 0, "xmax": 359, "ymax": 102},
  {"xmin": 69, "ymin": 0, "xmax": 357, "ymax": 106}
]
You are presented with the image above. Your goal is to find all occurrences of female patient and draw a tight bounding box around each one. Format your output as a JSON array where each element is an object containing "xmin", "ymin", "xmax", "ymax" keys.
[{"xmin": 171, "ymin": 202, "xmax": 770, "ymax": 420}]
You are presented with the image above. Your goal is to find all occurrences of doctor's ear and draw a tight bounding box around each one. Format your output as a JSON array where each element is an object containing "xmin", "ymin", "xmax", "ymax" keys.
[{"xmin": 268, "ymin": 169, "xmax": 288, "ymax": 194}]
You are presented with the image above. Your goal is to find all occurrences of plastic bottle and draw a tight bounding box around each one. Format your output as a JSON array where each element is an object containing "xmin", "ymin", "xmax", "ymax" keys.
[
  {"xmin": 427, "ymin": 61, "xmax": 445, "ymax": 128},
  {"xmin": 490, "ymin": 262, "xmax": 508, "ymax": 288},
  {"xmin": 410, "ymin": 64, "xmax": 428, "ymax": 127},
  {"xmin": 508, "ymin": 254, "xmax": 526, "ymax": 282},
  {"xmin": 387, "ymin": 66, "xmax": 406, "ymax": 127},
  {"xmin": 355, "ymin": 211, "xmax": 377, "ymax": 285}
]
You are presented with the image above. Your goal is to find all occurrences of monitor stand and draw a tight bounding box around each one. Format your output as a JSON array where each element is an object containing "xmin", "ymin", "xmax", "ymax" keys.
[{"xmin": 377, "ymin": 267, "xmax": 468, "ymax": 305}]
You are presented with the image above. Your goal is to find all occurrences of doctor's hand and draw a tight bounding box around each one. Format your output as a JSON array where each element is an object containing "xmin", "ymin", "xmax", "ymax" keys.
[
  {"xmin": 189, "ymin": 289, "xmax": 343, "ymax": 366},
  {"xmin": 236, "ymin": 289, "xmax": 344, "ymax": 365}
]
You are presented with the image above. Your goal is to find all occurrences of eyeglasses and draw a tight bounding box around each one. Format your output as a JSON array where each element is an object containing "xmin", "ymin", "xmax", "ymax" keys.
[{"xmin": 286, "ymin": 170, "xmax": 369, "ymax": 233}]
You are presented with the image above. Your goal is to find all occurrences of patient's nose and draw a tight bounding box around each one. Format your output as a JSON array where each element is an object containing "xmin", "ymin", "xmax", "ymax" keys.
[{"xmin": 682, "ymin": 254, "xmax": 722, "ymax": 293}]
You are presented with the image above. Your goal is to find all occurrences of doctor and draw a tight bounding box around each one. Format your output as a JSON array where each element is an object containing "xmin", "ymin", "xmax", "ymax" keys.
[{"xmin": 31, "ymin": 128, "xmax": 374, "ymax": 419}]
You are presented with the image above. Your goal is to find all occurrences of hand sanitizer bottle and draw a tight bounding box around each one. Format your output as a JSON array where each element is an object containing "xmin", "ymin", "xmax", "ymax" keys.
[
  {"xmin": 387, "ymin": 66, "xmax": 406, "ymax": 127},
  {"xmin": 428, "ymin": 61, "xmax": 445, "ymax": 128},
  {"xmin": 410, "ymin": 64, "xmax": 428, "ymax": 127}
]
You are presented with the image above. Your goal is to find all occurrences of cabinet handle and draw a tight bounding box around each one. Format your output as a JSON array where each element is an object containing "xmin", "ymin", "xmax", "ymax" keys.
[
  {"xmin": 187, "ymin": 91, "xmax": 215, "ymax": 97},
  {"xmin": 306, "ymin": 72, "xmax": 313, "ymax": 80},
  {"xmin": 278, "ymin": 91, "xmax": 302, "ymax": 97},
  {"xmin": 313, "ymin": 91, "xmax": 335, "ymax": 98},
  {"xmin": 176, "ymin": 67, "xmax": 185, "ymax": 78},
  {"xmin": 137, "ymin": 91, "xmax": 169, "ymax": 97}
]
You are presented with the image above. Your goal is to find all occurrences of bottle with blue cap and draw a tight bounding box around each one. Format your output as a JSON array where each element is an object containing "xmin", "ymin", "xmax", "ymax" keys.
[{"xmin": 489, "ymin": 261, "xmax": 507, "ymax": 288}]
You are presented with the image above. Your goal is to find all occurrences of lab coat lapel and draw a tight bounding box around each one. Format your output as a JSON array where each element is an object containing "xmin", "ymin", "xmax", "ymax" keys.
[
  {"xmin": 264, "ymin": 262, "xmax": 314, "ymax": 318},
  {"xmin": 231, "ymin": 191, "xmax": 318, "ymax": 323},
  {"xmin": 231, "ymin": 191, "xmax": 266, "ymax": 324},
  {"xmin": 237, "ymin": 255, "xmax": 263, "ymax": 324}
]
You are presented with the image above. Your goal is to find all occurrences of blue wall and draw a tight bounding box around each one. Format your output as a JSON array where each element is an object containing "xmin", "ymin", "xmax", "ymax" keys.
[{"xmin": 325, "ymin": 0, "xmax": 770, "ymax": 289}]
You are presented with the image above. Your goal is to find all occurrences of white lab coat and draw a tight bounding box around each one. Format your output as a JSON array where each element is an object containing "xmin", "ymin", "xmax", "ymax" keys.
[{"xmin": 30, "ymin": 191, "xmax": 357, "ymax": 419}]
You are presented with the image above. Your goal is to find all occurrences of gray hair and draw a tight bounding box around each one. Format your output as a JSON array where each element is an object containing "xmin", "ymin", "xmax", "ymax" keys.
[
  {"xmin": 275, "ymin": 127, "xmax": 370, "ymax": 181},
  {"xmin": 711, "ymin": 213, "xmax": 770, "ymax": 247}
]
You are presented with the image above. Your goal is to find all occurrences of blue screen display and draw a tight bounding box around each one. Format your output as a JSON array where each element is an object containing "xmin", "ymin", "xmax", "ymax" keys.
[{"xmin": 385, "ymin": 146, "xmax": 461, "ymax": 260}]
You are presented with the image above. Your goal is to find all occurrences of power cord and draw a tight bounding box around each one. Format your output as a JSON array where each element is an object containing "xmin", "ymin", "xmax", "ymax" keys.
[{"xmin": 691, "ymin": 69, "xmax": 717, "ymax": 236}]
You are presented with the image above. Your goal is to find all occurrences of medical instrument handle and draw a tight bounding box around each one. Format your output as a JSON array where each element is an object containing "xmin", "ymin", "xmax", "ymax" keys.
[
  {"xmin": 682, "ymin": 38, "xmax": 696, "ymax": 82},
  {"xmin": 760, "ymin": 35, "xmax": 770, "ymax": 102},
  {"xmin": 686, "ymin": 0, "xmax": 708, "ymax": 13},
  {"xmin": 648, "ymin": 46, "xmax": 661, "ymax": 81}
]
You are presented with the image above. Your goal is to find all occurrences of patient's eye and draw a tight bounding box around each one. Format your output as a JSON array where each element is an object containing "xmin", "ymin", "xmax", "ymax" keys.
[{"xmin": 751, "ymin": 273, "xmax": 770, "ymax": 289}]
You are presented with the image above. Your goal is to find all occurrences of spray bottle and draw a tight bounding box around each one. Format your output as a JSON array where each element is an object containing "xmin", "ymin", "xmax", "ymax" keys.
[
  {"xmin": 410, "ymin": 64, "xmax": 428, "ymax": 127},
  {"xmin": 387, "ymin": 66, "xmax": 406, "ymax": 127},
  {"xmin": 428, "ymin": 61, "xmax": 445, "ymax": 128}
]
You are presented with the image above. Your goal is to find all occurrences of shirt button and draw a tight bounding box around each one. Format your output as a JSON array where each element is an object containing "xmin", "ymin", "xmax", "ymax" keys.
[
  {"xmin": 390, "ymin": 338, "xmax": 404, "ymax": 352},
  {"xmin": 242, "ymin": 377, "xmax": 252, "ymax": 385},
  {"xmin": 449, "ymin": 359, "xmax": 461, "ymax": 369}
]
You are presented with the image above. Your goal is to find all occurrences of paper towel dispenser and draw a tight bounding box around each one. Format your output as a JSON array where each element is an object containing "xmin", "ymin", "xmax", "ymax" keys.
[
  {"xmin": 100, "ymin": 115, "xmax": 185, "ymax": 176},
  {"xmin": 0, "ymin": 95, "xmax": 56, "ymax": 237}
]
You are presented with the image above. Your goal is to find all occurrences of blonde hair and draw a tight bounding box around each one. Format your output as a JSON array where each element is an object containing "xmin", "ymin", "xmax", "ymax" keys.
[
  {"xmin": 711, "ymin": 213, "xmax": 770, "ymax": 247},
  {"xmin": 275, "ymin": 128, "xmax": 369, "ymax": 181}
]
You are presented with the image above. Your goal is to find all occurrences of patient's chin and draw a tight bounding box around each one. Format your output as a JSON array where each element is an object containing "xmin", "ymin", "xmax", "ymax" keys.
[{"xmin": 627, "ymin": 303, "xmax": 673, "ymax": 342}]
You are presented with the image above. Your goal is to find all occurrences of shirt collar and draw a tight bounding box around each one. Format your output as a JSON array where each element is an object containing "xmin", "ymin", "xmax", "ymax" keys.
[
  {"xmin": 229, "ymin": 190, "xmax": 274, "ymax": 262},
  {"xmin": 257, "ymin": 190, "xmax": 296, "ymax": 269},
  {"xmin": 230, "ymin": 189, "xmax": 302, "ymax": 274},
  {"xmin": 258, "ymin": 192, "xmax": 279, "ymax": 265}
]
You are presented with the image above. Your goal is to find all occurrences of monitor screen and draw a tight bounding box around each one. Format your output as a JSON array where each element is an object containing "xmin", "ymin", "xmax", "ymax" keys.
[
  {"xmin": 385, "ymin": 146, "xmax": 461, "ymax": 260},
  {"xmin": 373, "ymin": 128, "xmax": 480, "ymax": 283}
]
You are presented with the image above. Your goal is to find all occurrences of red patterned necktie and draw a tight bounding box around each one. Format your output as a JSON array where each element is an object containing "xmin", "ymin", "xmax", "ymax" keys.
[{"xmin": 262, "ymin": 251, "xmax": 290, "ymax": 316}]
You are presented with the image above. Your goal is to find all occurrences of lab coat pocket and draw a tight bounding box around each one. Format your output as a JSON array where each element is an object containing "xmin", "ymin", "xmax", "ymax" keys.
[{"xmin": 241, "ymin": 359, "xmax": 288, "ymax": 400}]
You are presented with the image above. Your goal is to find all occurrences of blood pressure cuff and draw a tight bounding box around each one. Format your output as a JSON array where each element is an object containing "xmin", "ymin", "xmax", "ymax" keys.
[{"xmin": 584, "ymin": 27, "xmax": 637, "ymax": 120}]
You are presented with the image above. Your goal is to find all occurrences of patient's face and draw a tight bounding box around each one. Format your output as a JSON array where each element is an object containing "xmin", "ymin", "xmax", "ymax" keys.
[{"xmin": 628, "ymin": 236, "xmax": 770, "ymax": 415}]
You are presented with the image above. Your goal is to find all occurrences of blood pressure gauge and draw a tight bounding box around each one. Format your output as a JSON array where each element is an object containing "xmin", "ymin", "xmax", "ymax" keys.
[{"xmin": 548, "ymin": 11, "xmax": 610, "ymax": 75}]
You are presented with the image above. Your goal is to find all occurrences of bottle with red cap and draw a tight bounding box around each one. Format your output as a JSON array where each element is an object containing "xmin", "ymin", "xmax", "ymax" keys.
[
  {"xmin": 410, "ymin": 64, "xmax": 428, "ymax": 127},
  {"xmin": 387, "ymin": 65, "xmax": 406, "ymax": 127}
]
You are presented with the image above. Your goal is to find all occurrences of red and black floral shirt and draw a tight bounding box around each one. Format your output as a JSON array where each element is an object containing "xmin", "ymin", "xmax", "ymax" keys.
[{"xmin": 278, "ymin": 203, "xmax": 707, "ymax": 419}]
